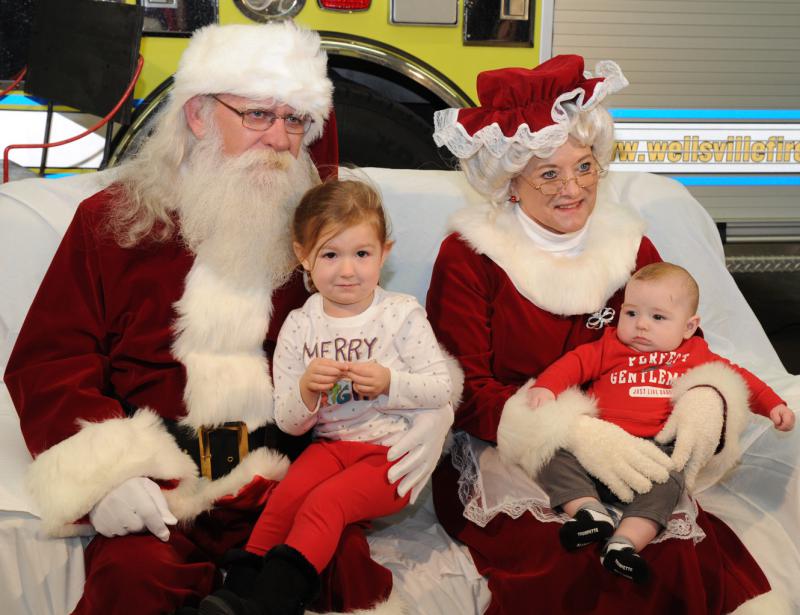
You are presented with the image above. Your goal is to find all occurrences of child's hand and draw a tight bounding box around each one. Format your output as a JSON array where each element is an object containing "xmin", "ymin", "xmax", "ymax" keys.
[
  {"xmin": 769, "ymin": 404, "xmax": 796, "ymax": 431},
  {"xmin": 346, "ymin": 361, "xmax": 390, "ymax": 399},
  {"xmin": 300, "ymin": 358, "xmax": 348, "ymax": 409},
  {"xmin": 526, "ymin": 386, "xmax": 555, "ymax": 409}
]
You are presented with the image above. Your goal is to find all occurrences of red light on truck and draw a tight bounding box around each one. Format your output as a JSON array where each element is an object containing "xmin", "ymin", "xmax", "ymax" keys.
[{"xmin": 318, "ymin": 0, "xmax": 371, "ymax": 10}]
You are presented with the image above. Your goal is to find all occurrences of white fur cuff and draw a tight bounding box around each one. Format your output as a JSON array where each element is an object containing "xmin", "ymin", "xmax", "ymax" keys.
[
  {"xmin": 441, "ymin": 346, "xmax": 465, "ymax": 409},
  {"xmin": 27, "ymin": 408, "xmax": 292, "ymax": 537},
  {"xmin": 26, "ymin": 409, "xmax": 197, "ymax": 537},
  {"xmin": 497, "ymin": 382, "xmax": 597, "ymax": 478},
  {"xmin": 670, "ymin": 361, "xmax": 751, "ymax": 492},
  {"xmin": 164, "ymin": 447, "xmax": 289, "ymax": 522}
]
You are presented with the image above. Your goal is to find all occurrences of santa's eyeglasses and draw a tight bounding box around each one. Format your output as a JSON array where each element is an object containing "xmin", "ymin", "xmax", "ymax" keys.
[{"xmin": 210, "ymin": 95, "xmax": 313, "ymax": 135}]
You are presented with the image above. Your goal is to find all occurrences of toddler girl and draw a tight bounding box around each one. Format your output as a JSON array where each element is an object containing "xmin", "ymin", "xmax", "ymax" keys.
[{"xmin": 199, "ymin": 178, "xmax": 453, "ymax": 615}]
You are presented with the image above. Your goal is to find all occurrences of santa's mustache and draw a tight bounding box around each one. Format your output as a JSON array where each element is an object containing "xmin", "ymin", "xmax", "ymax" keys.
[{"xmin": 174, "ymin": 132, "xmax": 317, "ymax": 286}]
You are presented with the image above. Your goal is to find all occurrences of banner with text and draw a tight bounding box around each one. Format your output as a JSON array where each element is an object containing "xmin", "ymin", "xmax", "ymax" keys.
[{"xmin": 611, "ymin": 123, "xmax": 800, "ymax": 173}]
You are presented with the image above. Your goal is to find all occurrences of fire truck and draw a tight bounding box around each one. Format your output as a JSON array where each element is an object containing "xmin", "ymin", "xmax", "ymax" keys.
[{"xmin": 0, "ymin": 0, "xmax": 546, "ymax": 173}]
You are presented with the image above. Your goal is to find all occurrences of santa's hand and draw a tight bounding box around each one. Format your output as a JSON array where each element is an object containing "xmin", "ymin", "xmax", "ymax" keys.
[
  {"xmin": 89, "ymin": 476, "xmax": 177, "ymax": 541},
  {"xmin": 568, "ymin": 416, "xmax": 673, "ymax": 503},
  {"xmin": 385, "ymin": 404, "xmax": 454, "ymax": 504},
  {"xmin": 656, "ymin": 386, "xmax": 724, "ymax": 488}
]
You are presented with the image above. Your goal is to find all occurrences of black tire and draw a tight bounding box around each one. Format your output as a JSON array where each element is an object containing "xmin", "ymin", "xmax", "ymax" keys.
[
  {"xmin": 106, "ymin": 77, "xmax": 173, "ymax": 167},
  {"xmin": 333, "ymin": 80, "xmax": 452, "ymax": 170}
]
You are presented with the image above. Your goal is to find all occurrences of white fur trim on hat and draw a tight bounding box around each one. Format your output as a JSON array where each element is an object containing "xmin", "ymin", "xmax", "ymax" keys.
[{"xmin": 171, "ymin": 22, "xmax": 332, "ymax": 143}]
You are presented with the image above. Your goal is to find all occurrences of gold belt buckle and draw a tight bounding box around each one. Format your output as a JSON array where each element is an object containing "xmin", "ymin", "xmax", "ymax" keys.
[{"xmin": 197, "ymin": 421, "xmax": 249, "ymax": 480}]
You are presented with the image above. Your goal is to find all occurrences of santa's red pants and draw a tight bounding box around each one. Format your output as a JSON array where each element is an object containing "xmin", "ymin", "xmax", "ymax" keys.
[
  {"xmin": 72, "ymin": 475, "xmax": 392, "ymax": 614},
  {"xmin": 246, "ymin": 440, "xmax": 410, "ymax": 572}
]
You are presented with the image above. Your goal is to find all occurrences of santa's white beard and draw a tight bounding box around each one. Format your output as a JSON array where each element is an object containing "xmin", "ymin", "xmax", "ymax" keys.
[{"xmin": 176, "ymin": 132, "xmax": 318, "ymax": 287}]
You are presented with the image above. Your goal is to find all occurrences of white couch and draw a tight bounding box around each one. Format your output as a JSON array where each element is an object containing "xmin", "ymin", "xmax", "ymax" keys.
[{"xmin": 1, "ymin": 168, "xmax": 798, "ymax": 614}]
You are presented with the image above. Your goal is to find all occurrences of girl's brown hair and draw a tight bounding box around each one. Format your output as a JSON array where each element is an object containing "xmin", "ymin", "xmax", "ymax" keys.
[{"xmin": 292, "ymin": 178, "xmax": 390, "ymax": 265}]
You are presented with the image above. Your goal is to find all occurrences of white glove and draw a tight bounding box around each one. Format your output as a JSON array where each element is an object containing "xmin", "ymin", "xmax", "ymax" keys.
[
  {"xmin": 385, "ymin": 404, "xmax": 454, "ymax": 505},
  {"xmin": 568, "ymin": 416, "xmax": 673, "ymax": 503},
  {"xmin": 656, "ymin": 386, "xmax": 724, "ymax": 490},
  {"xmin": 89, "ymin": 476, "xmax": 178, "ymax": 542}
]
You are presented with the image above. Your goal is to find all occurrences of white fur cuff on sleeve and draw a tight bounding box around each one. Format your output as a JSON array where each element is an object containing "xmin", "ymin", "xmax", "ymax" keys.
[
  {"xmin": 26, "ymin": 409, "xmax": 197, "ymax": 537},
  {"xmin": 497, "ymin": 382, "xmax": 597, "ymax": 478},
  {"xmin": 441, "ymin": 346, "xmax": 464, "ymax": 409},
  {"xmin": 671, "ymin": 361, "xmax": 751, "ymax": 492}
]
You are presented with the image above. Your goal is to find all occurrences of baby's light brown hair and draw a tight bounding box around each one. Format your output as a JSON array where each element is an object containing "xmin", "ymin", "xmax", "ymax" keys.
[
  {"xmin": 292, "ymin": 178, "xmax": 390, "ymax": 266},
  {"xmin": 629, "ymin": 262, "xmax": 700, "ymax": 314}
]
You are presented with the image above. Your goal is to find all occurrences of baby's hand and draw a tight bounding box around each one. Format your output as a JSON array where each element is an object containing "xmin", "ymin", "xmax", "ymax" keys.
[
  {"xmin": 769, "ymin": 404, "xmax": 796, "ymax": 432},
  {"xmin": 526, "ymin": 386, "xmax": 555, "ymax": 409},
  {"xmin": 346, "ymin": 361, "xmax": 390, "ymax": 399}
]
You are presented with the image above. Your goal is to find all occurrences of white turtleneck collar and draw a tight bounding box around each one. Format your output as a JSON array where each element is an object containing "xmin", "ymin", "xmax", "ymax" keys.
[
  {"xmin": 449, "ymin": 194, "xmax": 646, "ymax": 316},
  {"xmin": 514, "ymin": 203, "xmax": 591, "ymax": 257}
]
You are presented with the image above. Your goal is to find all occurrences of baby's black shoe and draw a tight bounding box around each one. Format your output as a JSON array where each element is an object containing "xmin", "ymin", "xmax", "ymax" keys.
[
  {"xmin": 601, "ymin": 539, "xmax": 649, "ymax": 584},
  {"xmin": 559, "ymin": 506, "xmax": 614, "ymax": 551}
]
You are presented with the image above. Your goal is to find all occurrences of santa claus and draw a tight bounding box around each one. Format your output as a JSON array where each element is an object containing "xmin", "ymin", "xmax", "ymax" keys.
[{"xmin": 4, "ymin": 21, "xmax": 447, "ymax": 615}]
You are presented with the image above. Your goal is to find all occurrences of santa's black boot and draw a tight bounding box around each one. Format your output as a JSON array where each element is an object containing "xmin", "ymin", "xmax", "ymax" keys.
[
  {"xmin": 198, "ymin": 549, "xmax": 264, "ymax": 615},
  {"xmin": 250, "ymin": 544, "xmax": 321, "ymax": 615}
]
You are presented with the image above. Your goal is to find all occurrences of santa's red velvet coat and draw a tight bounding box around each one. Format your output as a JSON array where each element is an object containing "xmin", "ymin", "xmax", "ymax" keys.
[{"xmin": 4, "ymin": 122, "xmax": 401, "ymax": 614}]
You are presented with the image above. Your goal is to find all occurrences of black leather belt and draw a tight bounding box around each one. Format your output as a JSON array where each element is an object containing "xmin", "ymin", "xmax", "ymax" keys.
[
  {"xmin": 115, "ymin": 395, "xmax": 310, "ymax": 479},
  {"xmin": 164, "ymin": 420, "xmax": 267, "ymax": 480},
  {"xmin": 114, "ymin": 395, "xmax": 265, "ymax": 480}
]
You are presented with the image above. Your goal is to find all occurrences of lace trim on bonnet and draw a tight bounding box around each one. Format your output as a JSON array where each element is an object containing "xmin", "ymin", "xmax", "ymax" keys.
[{"xmin": 433, "ymin": 61, "xmax": 627, "ymax": 160}]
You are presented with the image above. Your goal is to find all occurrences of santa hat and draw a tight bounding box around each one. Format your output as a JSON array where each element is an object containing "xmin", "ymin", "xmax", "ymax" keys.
[
  {"xmin": 171, "ymin": 21, "xmax": 333, "ymax": 144},
  {"xmin": 433, "ymin": 55, "xmax": 627, "ymax": 159}
]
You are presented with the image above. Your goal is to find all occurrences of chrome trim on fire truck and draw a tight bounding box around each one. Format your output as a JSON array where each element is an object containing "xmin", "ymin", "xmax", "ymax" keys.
[
  {"xmin": 319, "ymin": 32, "xmax": 473, "ymax": 108},
  {"xmin": 390, "ymin": 0, "xmax": 458, "ymax": 25},
  {"xmin": 107, "ymin": 86, "xmax": 172, "ymax": 167},
  {"xmin": 233, "ymin": 0, "xmax": 305, "ymax": 22},
  {"xmin": 464, "ymin": 0, "xmax": 533, "ymax": 46}
]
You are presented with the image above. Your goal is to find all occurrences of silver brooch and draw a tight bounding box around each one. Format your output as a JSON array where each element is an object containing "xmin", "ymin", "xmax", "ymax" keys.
[{"xmin": 586, "ymin": 306, "xmax": 615, "ymax": 330}]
